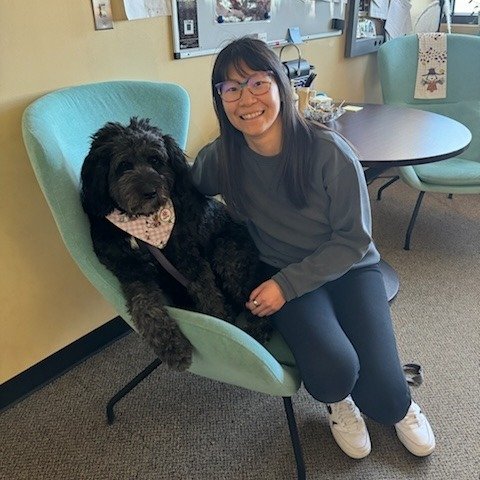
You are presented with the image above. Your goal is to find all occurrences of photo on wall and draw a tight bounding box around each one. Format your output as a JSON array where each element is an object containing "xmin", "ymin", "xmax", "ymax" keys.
[{"xmin": 215, "ymin": 0, "xmax": 271, "ymax": 23}]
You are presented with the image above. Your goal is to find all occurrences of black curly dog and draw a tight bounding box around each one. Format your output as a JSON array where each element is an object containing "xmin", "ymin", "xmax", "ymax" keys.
[{"xmin": 80, "ymin": 118, "xmax": 272, "ymax": 370}]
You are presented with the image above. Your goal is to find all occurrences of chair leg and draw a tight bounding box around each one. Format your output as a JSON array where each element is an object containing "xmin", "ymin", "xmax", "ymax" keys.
[
  {"xmin": 106, "ymin": 358, "xmax": 162, "ymax": 425},
  {"xmin": 404, "ymin": 191, "xmax": 425, "ymax": 251},
  {"xmin": 107, "ymin": 366, "xmax": 306, "ymax": 477},
  {"xmin": 376, "ymin": 175, "xmax": 400, "ymax": 200},
  {"xmin": 282, "ymin": 397, "xmax": 307, "ymax": 480}
]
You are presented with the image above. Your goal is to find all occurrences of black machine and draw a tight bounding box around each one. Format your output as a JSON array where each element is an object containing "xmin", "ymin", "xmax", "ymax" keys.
[{"xmin": 279, "ymin": 44, "xmax": 315, "ymax": 88}]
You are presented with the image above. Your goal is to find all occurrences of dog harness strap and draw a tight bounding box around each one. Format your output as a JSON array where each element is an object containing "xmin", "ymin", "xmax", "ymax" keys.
[{"xmin": 140, "ymin": 240, "xmax": 191, "ymax": 288}]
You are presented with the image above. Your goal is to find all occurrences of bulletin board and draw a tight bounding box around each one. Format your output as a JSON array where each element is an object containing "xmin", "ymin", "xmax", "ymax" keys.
[{"xmin": 171, "ymin": 0, "xmax": 347, "ymax": 59}]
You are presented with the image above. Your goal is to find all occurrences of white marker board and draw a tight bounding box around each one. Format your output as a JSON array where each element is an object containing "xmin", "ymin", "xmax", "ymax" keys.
[{"xmin": 172, "ymin": 0, "xmax": 346, "ymax": 59}]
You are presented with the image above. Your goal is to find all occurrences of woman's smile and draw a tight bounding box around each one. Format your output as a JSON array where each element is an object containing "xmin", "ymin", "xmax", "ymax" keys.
[{"xmin": 240, "ymin": 110, "xmax": 264, "ymax": 120}]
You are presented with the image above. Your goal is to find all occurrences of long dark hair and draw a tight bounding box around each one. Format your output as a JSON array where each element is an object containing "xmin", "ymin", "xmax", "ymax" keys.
[{"xmin": 211, "ymin": 36, "xmax": 317, "ymax": 216}]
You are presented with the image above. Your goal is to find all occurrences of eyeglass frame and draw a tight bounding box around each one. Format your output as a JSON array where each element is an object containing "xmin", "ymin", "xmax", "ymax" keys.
[{"xmin": 214, "ymin": 70, "xmax": 275, "ymax": 103}]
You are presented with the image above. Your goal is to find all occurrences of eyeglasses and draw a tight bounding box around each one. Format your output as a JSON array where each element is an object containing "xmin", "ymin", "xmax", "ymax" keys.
[{"xmin": 215, "ymin": 71, "xmax": 274, "ymax": 102}]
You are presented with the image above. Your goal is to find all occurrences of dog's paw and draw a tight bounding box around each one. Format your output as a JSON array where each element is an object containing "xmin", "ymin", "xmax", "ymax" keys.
[
  {"xmin": 132, "ymin": 304, "xmax": 193, "ymax": 371},
  {"xmin": 153, "ymin": 331, "xmax": 193, "ymax": 372},
  {"xmin": 165, "ymin": 339, "xmax": 193, "ymax": 372}
]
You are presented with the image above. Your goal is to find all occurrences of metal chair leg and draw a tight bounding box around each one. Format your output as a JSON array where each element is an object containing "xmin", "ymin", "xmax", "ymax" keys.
[
  {"xmin": 107, "ymin": 364, "xmax": 307, "ymax": 477},
  {"xmin": 283, "ymin": 397, "xmax": 307, "ymax": 480},
  {"xmin": 376, "ymin": 175, "xmax": 400, "ymax": 200},
  {"xmin": 106, "ymin": 358, "xmax": 162, "ymax": 424},
  {"xmin": 404, "ymin": 191, "xmax": 425, "ymax": 250}
]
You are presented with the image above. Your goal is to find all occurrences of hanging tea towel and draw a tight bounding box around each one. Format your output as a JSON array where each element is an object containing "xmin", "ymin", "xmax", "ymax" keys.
[{"xmin": 414, "ymin": 33, "xmax": 447, "ymax": 99}]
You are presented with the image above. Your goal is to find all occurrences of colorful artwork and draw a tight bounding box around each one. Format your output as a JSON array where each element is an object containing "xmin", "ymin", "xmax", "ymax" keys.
[
  {"xmin": 420, "ymin": 67, "xmax": 445, "ymax": 93},
  {"xmin": 414, "ymin": 33, "xmax": 447, "ymax": 99},
  {"xmin": 215, "ymin": 0, "xmax": 271, "ymax": 23}
]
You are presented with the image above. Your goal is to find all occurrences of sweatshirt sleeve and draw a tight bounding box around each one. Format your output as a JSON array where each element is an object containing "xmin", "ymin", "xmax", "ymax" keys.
[
  {"xmin": 272, "ymin": 137, "xmax": 378, "ymax": 301},
  {"xmin": 190, "ymin": 138, "xmax": 221, "ymax": 196}
]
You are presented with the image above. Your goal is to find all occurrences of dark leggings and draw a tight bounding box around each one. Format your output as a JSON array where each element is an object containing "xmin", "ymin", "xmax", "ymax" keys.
[{"xmin": 262, "ymin": 262, "xmax": 411, "ymax": 425}]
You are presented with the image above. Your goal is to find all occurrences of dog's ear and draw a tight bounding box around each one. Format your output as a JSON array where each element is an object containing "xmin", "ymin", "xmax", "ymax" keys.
[
  {"xmin": 80, "ymin": 144, "xmax": 115, "ymax": 217},
  {"xmin": 80, "ymin": 123, "xmax": 124, "ymax": 217},
  {"xmin": 163, "ymin": 134, "xmax": 194, "ymax": 194},
  {"xmin": 81, "ymin": 122, "xmax": 128, "ymax": 216},
  {"xmin": 163, "ymin": 134, "xmax": 189, "ymax": 175}
]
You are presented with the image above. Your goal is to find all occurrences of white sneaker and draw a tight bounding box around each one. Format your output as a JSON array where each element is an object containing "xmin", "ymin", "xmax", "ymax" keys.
[
  {"xmin": 326, "ymin": 396, "xmax": 371, "ymax": 459},
  {"xmin": 395, "ymin": 401, "xmax": 435, "ymax": 457}
]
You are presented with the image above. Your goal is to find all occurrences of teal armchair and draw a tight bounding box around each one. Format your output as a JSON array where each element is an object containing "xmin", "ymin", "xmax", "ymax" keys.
[
  {"xmin": 377, "ymin": 34, "xmax": 480, "ymax": 249},
  {"xmin": 22, "ymin": 81, "xmax": 305, "ymax": 478}
]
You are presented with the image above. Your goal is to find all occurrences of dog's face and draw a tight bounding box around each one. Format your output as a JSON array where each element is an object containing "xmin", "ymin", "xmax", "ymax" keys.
[
  {"xmin": 81, "ymin": 118, "xmax": 189, "ymax": 217},
  {"xmin": 106, "ymin": 127, "xmax": 174, "ymax": 216}
]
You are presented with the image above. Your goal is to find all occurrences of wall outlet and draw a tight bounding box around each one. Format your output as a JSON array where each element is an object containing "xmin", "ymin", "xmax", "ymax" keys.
[{"xmin": 91, "ymin": 0, "xmax": 114, "ymax": 30}]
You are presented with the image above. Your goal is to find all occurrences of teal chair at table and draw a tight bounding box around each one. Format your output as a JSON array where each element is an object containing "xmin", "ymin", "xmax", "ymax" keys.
[
  {"xmin": 22, "ymin": 81, "xmax": 305, "ymax": 479},
  {"xmin": 377, "ymin": 34, "xmax": 480, "ymax": 249}
]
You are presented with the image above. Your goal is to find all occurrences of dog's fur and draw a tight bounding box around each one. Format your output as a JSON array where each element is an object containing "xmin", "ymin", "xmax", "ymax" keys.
[{"xmin": 80, "ymin": 118, "xmax": 272, "ymax": 370}]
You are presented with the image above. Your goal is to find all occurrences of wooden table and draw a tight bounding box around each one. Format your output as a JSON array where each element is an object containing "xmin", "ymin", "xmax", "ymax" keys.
[{"xmin": 328, "ymin": 103, "xmax": 472, "ymax": 300}]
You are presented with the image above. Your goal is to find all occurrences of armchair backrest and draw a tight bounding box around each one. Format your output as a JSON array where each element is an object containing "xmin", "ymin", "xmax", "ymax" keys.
[
  {"xmin": 22, "ymin": 81, "xmax": 190, "ymax": 321},
  {"xmin": 378, "ymin": 34, "xmax": 480, "ymax": 163},
  {"xmin": 378, "ymin": 34, "xmax": 480, "ymax": 105}
]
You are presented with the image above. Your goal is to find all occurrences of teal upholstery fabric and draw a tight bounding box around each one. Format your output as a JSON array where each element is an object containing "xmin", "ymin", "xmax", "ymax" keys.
[
  {"xmin": 22, "ymin": 81, "xmax": 300, "ymax": 397},
  {"xmin": 377, "ymin": 34, "xmax": 480, "ymax": 194},
  {"xmin": 413, "ymin": 158, "xmax": 480, "ymax": 187}
]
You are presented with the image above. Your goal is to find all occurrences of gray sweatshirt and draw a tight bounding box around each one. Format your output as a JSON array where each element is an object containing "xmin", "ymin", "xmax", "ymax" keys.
[{"xmin": 191, "ymin": 129, "xmax": 380, "ymax": 302}]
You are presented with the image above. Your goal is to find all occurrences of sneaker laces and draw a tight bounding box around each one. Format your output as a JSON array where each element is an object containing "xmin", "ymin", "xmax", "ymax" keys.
[
  {"xmin": 329, "ymin": 397, "xmax": 364, "ymax": 432},
  {"xmin": 398, "ymin": 402, "xmax": 425, "ymax": 429}
]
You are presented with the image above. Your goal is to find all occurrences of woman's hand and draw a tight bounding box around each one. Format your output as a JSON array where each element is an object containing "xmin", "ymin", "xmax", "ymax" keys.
[{"xmin": 246, "ymin": 279, "xmax": 286, "ymax": 317}]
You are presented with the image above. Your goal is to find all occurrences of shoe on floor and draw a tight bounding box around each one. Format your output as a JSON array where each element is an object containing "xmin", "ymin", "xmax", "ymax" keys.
[
  {"xmin": 326, "ymin": 395, "xmax": 371, "ymax": 459},
  {"xmin": 395, "ymin": 401, "xmax": 435, "ymax": 457}
]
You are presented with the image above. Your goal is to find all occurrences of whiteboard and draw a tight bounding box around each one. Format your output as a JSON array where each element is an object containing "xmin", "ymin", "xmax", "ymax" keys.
[{"xmin": 172, "ymin": 0, "xmax": 346, "ymax": 59}]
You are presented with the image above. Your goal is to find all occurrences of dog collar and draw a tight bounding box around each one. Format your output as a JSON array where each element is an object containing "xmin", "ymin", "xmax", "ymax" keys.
[{"xmin": 105, "ymin": 199, "xmax": 175, "ymax": 249}]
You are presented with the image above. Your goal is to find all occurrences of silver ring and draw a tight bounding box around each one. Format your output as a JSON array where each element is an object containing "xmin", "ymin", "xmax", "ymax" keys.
[{"xmin": 253, "ymin": 299, "xmax": 259, "ymax": 307}]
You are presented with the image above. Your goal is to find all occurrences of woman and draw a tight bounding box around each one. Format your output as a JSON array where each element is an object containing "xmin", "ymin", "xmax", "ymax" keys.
[{"xmin": 191, "ymin": 37, "xmax": 435, "ymax": 459}]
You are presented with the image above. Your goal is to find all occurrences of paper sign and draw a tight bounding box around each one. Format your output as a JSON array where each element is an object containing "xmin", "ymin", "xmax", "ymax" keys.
[
  {"xmin": 370, "ymin": 0, "xmax": 389, "ymax": 20},
  {"xmin": 344, "ymin": 105, "xmax": 363, "ymax": 112},
  {"xmin": 385, "ymin": 0, "xmax": 412, "ymax": 39},
  {"xmin": 124, "ymin": 0, "xmax": 171, "ymax": 20}
]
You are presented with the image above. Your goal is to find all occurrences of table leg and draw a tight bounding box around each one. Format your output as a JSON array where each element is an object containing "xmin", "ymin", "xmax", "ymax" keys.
[{"xmin": 364, "ymin": 165, "xmax": 391, "ymax": 184}]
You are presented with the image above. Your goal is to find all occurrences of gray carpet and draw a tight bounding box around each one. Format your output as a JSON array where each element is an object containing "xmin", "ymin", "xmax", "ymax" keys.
[{"xmin": 1, "ymin": 178, "xmax": 479, "ymax": 480}]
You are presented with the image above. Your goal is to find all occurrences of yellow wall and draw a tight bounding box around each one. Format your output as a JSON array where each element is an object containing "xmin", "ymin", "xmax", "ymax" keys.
[{"xmin": 1, "ymin": 1, "xmax": 431, "ymax": 384}]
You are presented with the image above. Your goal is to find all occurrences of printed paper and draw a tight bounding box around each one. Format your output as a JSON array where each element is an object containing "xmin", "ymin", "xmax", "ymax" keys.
[{"xmin": 124, "ymin": 0, "xmax": 171, "ymax": 20}]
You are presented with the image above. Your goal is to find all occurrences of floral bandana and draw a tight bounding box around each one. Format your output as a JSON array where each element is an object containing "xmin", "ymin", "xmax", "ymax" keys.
[{"xmin": 105, "ymin": 199, "xmax": 175, "ymax": 249}]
